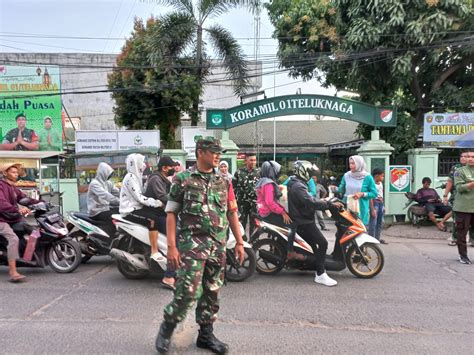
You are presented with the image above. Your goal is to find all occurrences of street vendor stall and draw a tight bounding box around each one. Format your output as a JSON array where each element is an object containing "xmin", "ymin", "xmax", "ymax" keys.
[
  {"xmin": 73, "ymin": 149, "xmax": 159, "ymax": 212},
  {"xmin": 0, "ymin": 151, "xmax": 63, "ymax": 206}
]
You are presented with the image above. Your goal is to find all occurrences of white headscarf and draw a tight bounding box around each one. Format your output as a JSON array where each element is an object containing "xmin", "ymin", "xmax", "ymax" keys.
[{"xmin": 348, "ymin": 155, "xmax": 369, "ymax": 180}]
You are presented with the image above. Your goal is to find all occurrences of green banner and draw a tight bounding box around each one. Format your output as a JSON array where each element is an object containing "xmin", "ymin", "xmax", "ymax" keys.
[
  {"xmin": 207, "ymin": 94, "xmax": 396, "ymax": 129},
  {"xmin": 0, "ymin": 65, "xmax": 62, "ymax": 152}
]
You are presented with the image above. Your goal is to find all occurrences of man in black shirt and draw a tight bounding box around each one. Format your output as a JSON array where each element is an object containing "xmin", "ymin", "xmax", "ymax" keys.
[{"xmin": 0, "ymin": 113, "xmax": 39, "ymax": 151}]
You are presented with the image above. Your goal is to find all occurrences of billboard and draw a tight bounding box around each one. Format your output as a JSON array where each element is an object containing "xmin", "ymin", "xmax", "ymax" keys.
[
  {"xmin": 75, "ymin": 130, "xmax": 160, "ymax": 153},
  {"xmin": 423, "ymin": 113, "xmax": 474, "ymax": 148},
  {"xmin": 181, "ymin": 127, "xmax": 215, "ymax": 160},
  {"xmin": 0, "ymin": 65, "xmax": 62, "ymax": 152}
]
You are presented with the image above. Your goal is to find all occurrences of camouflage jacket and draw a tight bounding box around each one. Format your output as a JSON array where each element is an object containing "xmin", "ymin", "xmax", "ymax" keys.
[
  {"xmin": 233, "ymin": 167, "xmax": 260, "ymax": 207},
  {"xmin": 165, "ymin": 165, "xmax": 238, "ymax": 259}
]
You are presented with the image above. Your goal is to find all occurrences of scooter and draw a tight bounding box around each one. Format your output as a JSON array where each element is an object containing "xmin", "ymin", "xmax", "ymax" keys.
[
  {"xmin": 251, "ymin": 199, "xmax": 384, "ymax": 279},
  {"xmin": 109, "ymin": 214, "xmax": 256, "ymax": 282},
  {"xmin": 0, "ymin": 202, "xmax": 82, "ymax": 273},
  {"xmin": 66, "ymin": 211, "xmax": 118, "ymax": 263}
]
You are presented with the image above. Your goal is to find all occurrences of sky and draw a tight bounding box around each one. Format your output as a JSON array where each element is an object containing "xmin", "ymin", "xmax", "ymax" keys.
[{"xmin": 0, "ymin": 0, "xmax": 339, "ymax": 106}]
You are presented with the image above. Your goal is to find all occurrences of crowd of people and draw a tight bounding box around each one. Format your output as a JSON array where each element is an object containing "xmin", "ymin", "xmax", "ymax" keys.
[{"xmin": 1, "ymin": 137, "xmax": 472, "ymax": 353}]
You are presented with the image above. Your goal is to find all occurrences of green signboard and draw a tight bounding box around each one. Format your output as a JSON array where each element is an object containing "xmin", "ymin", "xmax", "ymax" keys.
[
  {"xmin": 0, "ymin": 65, "xmax": 62, "ymax": 152},
  {"xmin": 207, "ymin": 94, "xmax": 396, "ymax": 129}
]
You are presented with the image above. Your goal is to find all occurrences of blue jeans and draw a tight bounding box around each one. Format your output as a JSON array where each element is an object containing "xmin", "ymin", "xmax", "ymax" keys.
[{"xmin": 368, "ymin": 200, "xmax": 384, "ymax": 240}]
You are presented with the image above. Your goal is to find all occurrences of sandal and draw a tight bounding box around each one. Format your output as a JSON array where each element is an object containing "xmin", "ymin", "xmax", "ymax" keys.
[
  {"xmin": 160, "ymin": 281, "xmax": 176, "ymax": 291},
  {"xmin": 8, "ymin": 274, "xmax": 26, "ymax": 283}
]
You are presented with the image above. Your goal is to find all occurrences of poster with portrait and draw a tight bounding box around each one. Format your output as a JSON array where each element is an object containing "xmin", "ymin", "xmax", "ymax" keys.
[{"xmin": 0, "ymin": 64, "xmax": 62, "ymax": 152}]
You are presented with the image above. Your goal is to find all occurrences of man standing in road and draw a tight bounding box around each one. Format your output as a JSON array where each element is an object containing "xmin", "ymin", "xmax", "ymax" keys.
[
  {"xmin": 453, "ymin": 149, "xmax": 474, "ymax": 265},
  {"xmin": 155, "ymin": 137, "xmax": 245, "ymax": 354},
  {"xmin": 233, "ymin": 152, "xmax": 260, "ymax": 237}
]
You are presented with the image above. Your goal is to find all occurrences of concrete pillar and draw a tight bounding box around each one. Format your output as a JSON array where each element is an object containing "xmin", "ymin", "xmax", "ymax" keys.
[
  {"xmin": 219, "ymin": 130, "xmax": 239, "ymax": 175},
  {"xmin": 407, "ymin": 148, "xmax": 442, "ymax": 192},
  {"xmin": 357, "ymin": 130, "xmax": 394, "ymax": 217}
]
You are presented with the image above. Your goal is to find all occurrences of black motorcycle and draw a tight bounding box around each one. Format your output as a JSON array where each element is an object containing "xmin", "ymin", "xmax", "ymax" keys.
[{"xmin": 0, "ymin": 202, "xmax": 82, "ymax": 273}]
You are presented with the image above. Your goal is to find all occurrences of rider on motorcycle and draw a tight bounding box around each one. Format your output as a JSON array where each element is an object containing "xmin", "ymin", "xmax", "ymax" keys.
[
  {"xmin": 144, "ymin": 155, "xmax": 178, "ymax": 290},
  {"xmin": 119, "ymin": 154, "xmax": 165, "ymax": 265},
  {"xmin": 287, "ymin": 160, "xmax": 342, "ymax": 287},
  {"xmin": 0, "ymin": 163, "xmax": 40, "ymax": 282},
  {"xmin": 256, "ymin": 161, "xmax": 304, "ymax": 261},
  {"xmin": 87, "ymin": 162, "xmax": 120, "ymax": 223}
]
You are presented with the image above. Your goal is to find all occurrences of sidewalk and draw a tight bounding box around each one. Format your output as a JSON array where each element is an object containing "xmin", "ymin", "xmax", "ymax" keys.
[{"xmin": 383, "ymin": 223, "xmax": 453, "ymax": 240}]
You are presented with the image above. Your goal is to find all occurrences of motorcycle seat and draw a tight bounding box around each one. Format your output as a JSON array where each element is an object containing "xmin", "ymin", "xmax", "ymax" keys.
[{"xmin": 72, "ymin": 212, "xmax": 108, "ymax": 225}]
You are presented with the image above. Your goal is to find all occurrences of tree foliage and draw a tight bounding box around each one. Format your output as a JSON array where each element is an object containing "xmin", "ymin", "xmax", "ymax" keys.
[
  {"xmin": 148, "ymin": 0, "xmax": 252, "ymax": 125},
  {"xmin": 108, "ymin": 18, "xmax": 200, "ymax": 147},
  {"xmin": 267, "ymin": 0, "xmax": 473, "ymax": 153}
]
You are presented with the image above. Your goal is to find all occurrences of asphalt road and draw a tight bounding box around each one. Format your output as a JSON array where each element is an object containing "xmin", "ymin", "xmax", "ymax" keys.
[{"xmin": 1, "ymin": 225, "xmax": 473, "ymax": 354}]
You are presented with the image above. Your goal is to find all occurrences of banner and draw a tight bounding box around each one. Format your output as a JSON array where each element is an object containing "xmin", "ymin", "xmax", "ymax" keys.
[
  {"xmin": 181, "ymin": 127, "xmax": 215, "ymax": 160},
  {"xmin": 0, "ymin": 65, "xmax": 62, "ymax": 152},
  {"xmin": 423, "ymin": 112, "xmax": 474, "ymax": 148},
  {"xmin": 75, "ymin": 130, "xmax": 160, "ymax": 153}
]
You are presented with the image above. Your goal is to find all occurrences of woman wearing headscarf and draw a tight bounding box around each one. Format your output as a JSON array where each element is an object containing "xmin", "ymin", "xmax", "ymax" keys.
[
  {"xmin": 219, "ymin": 161, "xmax": 233, "ymax": 180},
  {"xmin": 256, "ymin": 161, "xmax": 304, "ymax": 261},
  {"xmin": 334, "ymin": 155, "xmax": 377, "ymax": 226}
]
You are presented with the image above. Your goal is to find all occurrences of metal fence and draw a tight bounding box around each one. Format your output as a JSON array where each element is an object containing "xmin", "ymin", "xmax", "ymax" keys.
[{"xmin": 438, "ymin": 156, "xmax": 458, "ymax": 177}]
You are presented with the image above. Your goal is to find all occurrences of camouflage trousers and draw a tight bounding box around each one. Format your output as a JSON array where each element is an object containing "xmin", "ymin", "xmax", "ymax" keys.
[
  {"xmin": 163, "ymin": 242, "xmax": 226, "ymax": 325},
  {"xmin": 238, "ymin": 202, "xmax": 257, "ymax": 238}
]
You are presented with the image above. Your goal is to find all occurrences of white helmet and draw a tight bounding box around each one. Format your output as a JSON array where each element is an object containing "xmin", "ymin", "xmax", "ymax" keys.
[{"xmin": 293, "ymin": 160, "xmax": 319, "ymax": 182}]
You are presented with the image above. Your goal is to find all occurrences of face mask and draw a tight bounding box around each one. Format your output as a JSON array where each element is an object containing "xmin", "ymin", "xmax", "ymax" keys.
[{"xmin": 167, "ymin": 169, "xmax": 176, "ymax": 177}]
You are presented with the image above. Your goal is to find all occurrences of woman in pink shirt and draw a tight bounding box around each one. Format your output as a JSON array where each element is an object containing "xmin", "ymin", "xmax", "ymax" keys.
[{"xmin": 256, "ymin": 161, "xmax": 304, "ymax": 261}]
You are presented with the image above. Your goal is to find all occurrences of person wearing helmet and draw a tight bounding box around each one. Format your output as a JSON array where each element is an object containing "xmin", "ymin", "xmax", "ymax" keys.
[
  {"xmin": 87, "ymin": 162, "xmax": 120, "ymax": 223},
  {"xmin": 119, "ymin": 154, "xmax": 165, "ymax": 265},
  {"xmin": 287, "ymin": 160, "xmax": 342, "ymax": 287},
  {"xmin": 256, "ymin": 161, "xmax": 304, "ymax": 261},
  {"xmin": 0, "ymin": 163, "xmax": 41, "ymax": 282}
]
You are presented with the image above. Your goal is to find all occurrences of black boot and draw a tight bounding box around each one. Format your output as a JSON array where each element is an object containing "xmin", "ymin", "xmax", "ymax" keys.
[
  {"xmin": 196, "ymin": 325, "xmax": 229, "ymax": 354},
  {"xmin": 155, "ymin": 321, "xmax": 176, "ymax": 353}
]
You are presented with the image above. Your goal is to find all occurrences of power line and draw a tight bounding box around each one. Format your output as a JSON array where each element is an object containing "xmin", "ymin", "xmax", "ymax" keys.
[{"xmin": 102, "ymin": 0, "xmax": 124, "ymax": 53}]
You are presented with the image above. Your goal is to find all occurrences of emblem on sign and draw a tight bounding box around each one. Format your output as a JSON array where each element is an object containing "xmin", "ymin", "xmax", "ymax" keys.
[
  {"xmin": 390, "ymin": 167, "xmax": 411, "ymax": 192},
  {"xmin": 211, "ymin": 113, "xmax": 223, "ymax": 126},
  {"xmin": 134, "ymin": 135, "xmax": 143, "ymax": 146},
  {"xmin": 380, "ymin": 110, "xmax": 393, "ymax": 123}
]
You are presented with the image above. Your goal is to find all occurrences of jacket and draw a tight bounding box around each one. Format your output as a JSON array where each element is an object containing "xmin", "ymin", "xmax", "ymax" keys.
[
  {"xmin": 144, "ymin": 171, "xmax": 171, "ymax": 216},
  {"xmin": 119, "ymin": 154, "xmax": 162, "ymax": 215},
  {"xmin": 453, "ymin": 165, "xmax": 474, "ymax": 213},
  {"xmin": 0, "ymin": 178, "xmax": 40, "ymax": 223},
  {"xmin": 87, "ymin": 162, "xmax": 120, "ymax": 217},
  {"xmin": 338, "ymin": 174, "xmax": 377, "ymax": 225},
  {"xmin": 287, "ymin": 176, "xmax": 329, "ymax": 225}
]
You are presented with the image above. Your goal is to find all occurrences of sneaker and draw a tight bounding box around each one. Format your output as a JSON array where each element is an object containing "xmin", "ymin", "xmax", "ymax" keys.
[
  {"xmin": 314, "ymin": 272, "xmax": 337, "ymax": 287},
  {"xmin": 151, "ymin": 252, "xmax": 168, "ymax": 270},
  {"xmin": 458, "ymin": 256, "xmax": 472, "ymax": 265},
  {"xmin": 448, "ymin": 241, "xmax": 457, "ymax": 246},
  {"xmin": 380, "ymin": 239, "xmax": 388, "ymax": 245}
]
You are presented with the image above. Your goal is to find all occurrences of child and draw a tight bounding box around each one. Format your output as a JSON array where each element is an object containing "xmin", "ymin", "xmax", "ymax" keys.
[{"xmin": 369, "ymin": 168, "xmax": 387, "ymax": 244}]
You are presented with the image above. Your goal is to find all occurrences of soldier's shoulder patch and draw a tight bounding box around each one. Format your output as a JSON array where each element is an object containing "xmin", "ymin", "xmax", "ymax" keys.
[{"xmin": 453, "ymin": 170, "xmax": 461, "ymax": 177}]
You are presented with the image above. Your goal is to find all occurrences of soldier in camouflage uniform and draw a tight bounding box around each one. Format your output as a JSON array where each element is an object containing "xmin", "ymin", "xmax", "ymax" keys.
[
  {"xmin": 155, "ymin": 137, "xmax": 245, "ymax": 354},
  {"xmin": 233, "ymin": 153, "xmax": 260, "ymax": 237},
  {"xmin": 444, "ymin": 151, "xmax": 474, "ymax": 246}
]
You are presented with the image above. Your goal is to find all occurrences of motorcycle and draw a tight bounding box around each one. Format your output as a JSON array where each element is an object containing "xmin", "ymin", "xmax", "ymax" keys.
[
  {"xmin": 109, "ymin": 214, "xmax": 256, "ymax": 282},
  {"xmin": 0, "ymin": 202, "xmax": 82, "ymax": 273},
  {"xmin": 66, "ymin": 211, "xmax": 118, "ymax": 263},
  {"xmin": 251, "ymin": 199, "xmax": 384, "ymax": 279}
]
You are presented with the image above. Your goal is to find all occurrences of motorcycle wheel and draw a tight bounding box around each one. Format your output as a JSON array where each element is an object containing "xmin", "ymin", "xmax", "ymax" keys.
[
  {"xmin": 253, "ymin": 238, "xmax": 285, "ymax": 275},
  {"xmin": 116, "ymin": 236, "xmax": 149, "ymax": 280},
  {"xmin": 47, "ymin": 238, "xmax": 82, "ymax": 273},
  {"xmin": 226, "ymin": 247, "xmax": 256, "ymax": 282},
  {"xmin": 69, "ymin": 231, "xmax": 94, "ymax": 264},
  {"xmin": 345, "ymin": 243, "xmax": 384, "ymax": 279}
]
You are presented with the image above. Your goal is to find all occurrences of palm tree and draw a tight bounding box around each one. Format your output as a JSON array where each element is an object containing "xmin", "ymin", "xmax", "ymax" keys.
[{"xmin": 149, "ymin": 0, "xmax": 256, "ymax": 126}]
